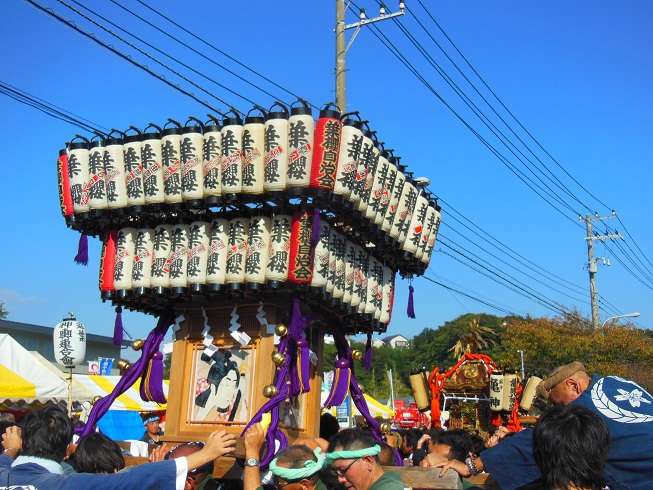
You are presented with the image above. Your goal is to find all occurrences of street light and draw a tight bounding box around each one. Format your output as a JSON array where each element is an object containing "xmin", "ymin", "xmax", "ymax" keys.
[{"xmin": 601, "ymin": 312, "xmax": 640, "ymax": 328}]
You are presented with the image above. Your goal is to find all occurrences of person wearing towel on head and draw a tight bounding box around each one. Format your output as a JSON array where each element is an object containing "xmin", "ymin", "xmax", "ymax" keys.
[{"xmin": 433, "ymin": 361, "xmax": 653, "ymax": 490}]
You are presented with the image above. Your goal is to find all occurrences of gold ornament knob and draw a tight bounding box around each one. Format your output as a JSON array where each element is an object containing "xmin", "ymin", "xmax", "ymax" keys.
[
  {"xmin": 357, "ymin": 384, "xmax": 365, "ymax": 394},
  {"xmin": 275, "ymin": 324, "xmax": 288, "ymax": 337},
  {"xmin": 263, "ymin": 384, "xmax": 279, "ymax": 398},
  {"xmin": 117, "ymin": 359, "xmax": 131, "ymax": 371},
  {"xmin": 131, "ymin": 339, "xmax": 144, "ymax": 351},
  {"xmin": 271, "ymin": 351, "xmax": 286, "ymax": 366},
  {"xmin": 352, "ymin": 350, "xmax": 363, "ymax": 361},
  {"xmin": 380, "ymin": 423, "xmax": 391, "ymax": 434}
]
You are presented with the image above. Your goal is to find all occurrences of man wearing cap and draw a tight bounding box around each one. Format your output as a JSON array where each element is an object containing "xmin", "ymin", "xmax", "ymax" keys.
[
  {"xmin": 140, "ymin": 412, "xmax": 163, "ymax": 444},
  {"xmin": 435, "ymin": 361, "xmax": 653, "ymax": 490},
  {"xmin": 243, "ymin": 423, "xmax": 327, "ymax": 490},
  {"xmin": 326, "ymin": 428, "xmax": 411, "ymax": 490}
]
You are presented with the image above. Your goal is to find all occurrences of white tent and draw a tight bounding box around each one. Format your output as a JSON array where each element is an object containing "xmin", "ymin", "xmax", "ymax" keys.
[
  {"xmin": 73, "ymin": 375, "xmax": 169, "ymax": 411},
  {"xmin": 0, "ymin": 333, "xmax": 71, "ymax": 409}
]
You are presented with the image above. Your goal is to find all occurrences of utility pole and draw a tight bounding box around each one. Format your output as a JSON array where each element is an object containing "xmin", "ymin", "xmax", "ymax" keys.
[
  {"xmin": 335, "ymin": 1, "xmax": 405, "ymax": 112},
  {"xmin": 582, "ymin": 213, "xmax": 622, "ymax": 328}
]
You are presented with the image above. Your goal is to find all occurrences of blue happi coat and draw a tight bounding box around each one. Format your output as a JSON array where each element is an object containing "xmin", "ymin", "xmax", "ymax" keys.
[{"xmin": 481, "ymin": 374, "xmax": 653, "ymax": 490}]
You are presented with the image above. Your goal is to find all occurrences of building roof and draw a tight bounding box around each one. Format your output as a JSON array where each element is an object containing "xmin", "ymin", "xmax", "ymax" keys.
[{"xmin": 381, "ymin": 334, "xmax": 410, "ymax": 342}]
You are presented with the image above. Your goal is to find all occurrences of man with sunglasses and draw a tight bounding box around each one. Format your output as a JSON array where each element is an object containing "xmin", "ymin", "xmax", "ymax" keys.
[
  {"xmin": 325, "ymin": 429, "xmax": 411, "ymax": 490},
  {"xmin": 244, "ymin": 423, "xmax": 327, "ymax": 490}
]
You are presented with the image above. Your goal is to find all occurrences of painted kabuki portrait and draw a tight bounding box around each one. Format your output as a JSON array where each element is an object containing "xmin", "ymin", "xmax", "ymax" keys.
[{"xmin": 192, "ymin": 347, "xmax": 252, "ymax": 422}]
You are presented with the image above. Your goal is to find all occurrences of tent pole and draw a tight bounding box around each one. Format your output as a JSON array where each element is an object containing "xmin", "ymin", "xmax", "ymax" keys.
[{"xmin": 68, "ymin": 367, "xmax": 73, "ymax": 418}]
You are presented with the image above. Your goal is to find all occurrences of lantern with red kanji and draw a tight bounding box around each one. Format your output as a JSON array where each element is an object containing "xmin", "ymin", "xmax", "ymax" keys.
[{"xmin": 309, "ymin": 103, "xmax": 341, "ymax": 198}]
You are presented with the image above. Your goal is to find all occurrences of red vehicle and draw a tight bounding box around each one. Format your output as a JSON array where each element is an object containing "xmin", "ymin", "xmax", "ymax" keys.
[{"xmin": 392, "ymin": 400, "xmax": 429, "ymax": 429}]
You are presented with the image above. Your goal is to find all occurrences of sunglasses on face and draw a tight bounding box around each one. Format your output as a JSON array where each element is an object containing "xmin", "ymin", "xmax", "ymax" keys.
[{"xmin": 330, "ymin": 458, "xmax": 361, "ymax": 477}]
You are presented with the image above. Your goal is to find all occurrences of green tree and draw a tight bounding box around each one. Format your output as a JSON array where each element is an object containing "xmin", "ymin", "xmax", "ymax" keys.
[
  {"xmin": 502, "ymin": 311, "xmax": 653, "ymax": 392},
  {"xmin": 0, "ymin": 300, "xmax": 8, "ymax": 320}
]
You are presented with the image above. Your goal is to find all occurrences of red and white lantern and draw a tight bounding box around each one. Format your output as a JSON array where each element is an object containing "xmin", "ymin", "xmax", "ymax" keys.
[
  {"xmin": 390, "ymin": 179, "xmax": 418, "ymax": 245},
  {"xmin": 356, "ymin": 127, "xmax": 378, "ymax": 215},
  {"xmin": 379, "ymin": 266, "xmax": 394, "ymax": 325},
  {"xmin": 343, "ymin": 240, "xmax": 357, "ymax": 307},
  {"xmin": 310, "ymin": 103, "xmax": 341, "ymax": 196},
  {"xmin": 367, "ymin": 147, "xmax": 390, "ymax": 226},
  {"xmin": 330, "ymin": 230, "xmax": 346, "ymax": 301},
  {"xmin": 288, "ymin": 211, "xmax": 314, "ymax": 284},
  {"xmin": 56, "ymin": 148, "xmax": 74, "ymax": 219},
  {"xmin": 333, "ymin": 115, "xmax": 364, "ymax": 202},
  {"xmin": 381, "ymin": 160, "xmax": 404, "ymax": 235},
  {"xmin": 403, "ymin": 194, "xmax": 429, "ymax": 256}
]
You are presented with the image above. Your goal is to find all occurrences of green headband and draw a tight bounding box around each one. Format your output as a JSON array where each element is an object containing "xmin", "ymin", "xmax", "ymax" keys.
[
  {"xmin": 325, "ymin": 445, "xmax": 381, "ymax": 463},
  {"xmin": 269, "ymin": 448, "xmax": 326, "ymax": 480}
]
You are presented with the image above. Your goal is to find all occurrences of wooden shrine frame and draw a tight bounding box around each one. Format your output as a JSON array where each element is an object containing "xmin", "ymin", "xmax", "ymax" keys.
[{"xmin": 164, "ymin": 301, "xmax": 325, "ymax": 446}]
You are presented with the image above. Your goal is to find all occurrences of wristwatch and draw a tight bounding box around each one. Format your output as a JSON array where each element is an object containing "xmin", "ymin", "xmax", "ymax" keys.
[{"xmin": 245, "ymin": 457, "xmax": 260, "ymax": 467}]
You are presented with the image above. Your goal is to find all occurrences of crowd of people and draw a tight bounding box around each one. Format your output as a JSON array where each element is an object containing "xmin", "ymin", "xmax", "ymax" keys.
[{"xmin": 2, "ymin": 361, "xmax": 653, "ymax": 490}]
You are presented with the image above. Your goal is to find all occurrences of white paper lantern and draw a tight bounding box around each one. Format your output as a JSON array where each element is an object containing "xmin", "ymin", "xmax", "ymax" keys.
[
  {"xmin": 328, "ymin": 229, "xmax": 345, "ymax": 298},
  {"xmin": 403, "ymin": 194, "xmax": 429, "ymax": 255},
  {"xmin": 142, "ymin": 125, "xmax": 165, "ymax": 206},
  {"xmin": 241, "ymin": 112, "xmax": 265, "ymax": 196},
  {"xmin": 203, "ymin": 118, "xmax": 222, "ymax": 206},
  {"xmin": 169, "ymin": 224, "xmax": 190, "ymax": 292},
  {"xmin": 366, "ymin": 150, "xmax": 389, "ymax": 225},
  {"xmin": 379, "ymin": 266, "xmax": 394, "ymax": 325},
  {"xmin": 333, "ymin": 117, "xmax": 364, "ymax": 201},
  {"xmin": 67, "ymin": 139, "xmax": 90, "ymax": 215},
  {"xmin": 503, "ymin": 373, "xmax": 518, "ymax": 412},
  {"xmin": 141, "ymin": 124, "xmax": 165, "ymax": 205},
  {"xmin": 381, "ymin": 163, "xmax": 404, "ymax": 235},
  {"xmin": 54, "ymin": 315, "xmax": 86, "ymax": 367},
  {"xmin": 187, "ymin": 220, "xmax": 210, "ymax": 292},
  {"xmin": 131, "ymin": 228, "xmax": 154, "ymax": 291},
  {"xmin": 114, "ymin": 227, "xmax": 137, "ymax": 291},
  {"xmin": 87, "ymin": 138, "xmax": 108, "ymax": 212},
  {"xmin": 180, "ymin": 121, "xmax": 205, "ymax": 205},
  {"xmin": 343, "ymin": 241, "xmax": 357, "ymax": 307},
  {"xmin": 266, "ymin": 214, "xmax": 292, "ymax": 287},
  {"xmin": 123, "ymin": 130, "xmax": 145, "ymax": 209},
  {"xmin": 264, "ymin": 104, "xmax": 289, "ymax": 193},
  {"xmin": 226, "ymin": 217, "xmax": 249, "ymax": 288},
  {"xmin": 416, "ymin": 204, "xmax": 437, "ymax": 262},
  {"xmin": 150, "ymin": 224, "xmax": 173, "ymax": 291},
  {"xmin": 104, "ymin": 133, "xmax": 128, "ymax": 211},
  {"xmin": 206, "ymin": 218, "xmax": 229, "ymax": 290},
  {"xmin": 350, "ymin": 127, "xmax": 374, "ymax": 211},
  {"xmin": 422, "ymin": 207, "xmax": 442, "ymax": 266},
  {"xmin": 391, "ymin": 180, "xmax": 418, "ymax": 245},
  {"xmin": 489, "ymin": 373, "xmax": 504, "ymax": 412},
  {"xmin": 245, "ymin": 216, "xmax": 271, "ymax": 288},
  {"xmin": 357, "ymin": 132, "xmax": 379, "ymax": 215},
  {"xmin": 310, "ymin": 221, "xmax": 331, "ymax": 291},
  {"xmin": 286, "ymin": 101, "xmax": 314, "ymax": 194},
  {"xmin": 365, "ymin": 256, "xmax": 383, "ymax": 318},
  {"xmin": 161, "ymin": 123, "xmax": 183, "ymax": 207},
  {"xmin": 221, "ymin": 113, "xmax": 244, "ymax": 199}
]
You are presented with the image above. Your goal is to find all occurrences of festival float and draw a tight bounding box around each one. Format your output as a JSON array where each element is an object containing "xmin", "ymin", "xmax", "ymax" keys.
[{"xmin": 55, "ymin": 100, "xmax": 442, "ymax": 469}]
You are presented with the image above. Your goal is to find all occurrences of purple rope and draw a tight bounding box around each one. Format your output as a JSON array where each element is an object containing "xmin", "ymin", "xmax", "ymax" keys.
[
  {"xmin": 77, "ymin": 309, "xmax": 175, "ymax": 438},
  {"xmin": 74, "ymin": 232, "xmax": 88, "ymax": 266}
]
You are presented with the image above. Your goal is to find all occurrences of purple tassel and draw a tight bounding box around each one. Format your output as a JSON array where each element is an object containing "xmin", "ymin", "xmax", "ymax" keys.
[
  {"xmin": 142, "ymin": 351, "xmax": 167, "ymax": 404},
  {"xmin": 363, "ymin": 333, "xmax": 372, "ymax": 371},
  {"xmin": 407, "ymin": 284, "xmax": 416, "ymax": 318},
  {"xmin": 113, "ymin": 306, "xmax": 124, "ymax": 346},
  {"xmin": 324, "ymin": 358, "xmax": 351, "ymax": 407},
  {"xmin": 297, "ymin": 338, "xmax": 311, "ymax": 393},
  {"xmin": 74, "ymin": 232, "xmax": 88, "ymax": 265},
  {"xmin": 78, "ymin": 310, "xmax": 175, "ymax": 438},
  {"xmin": 311, "ymin": 207, "xmax": 321, "ymax": 246}
]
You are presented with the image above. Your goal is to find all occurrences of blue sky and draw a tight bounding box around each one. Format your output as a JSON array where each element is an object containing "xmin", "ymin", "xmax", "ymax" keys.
[{"xmin": 1, "ymin": 0, "xmax": 651, "ymax": 351}]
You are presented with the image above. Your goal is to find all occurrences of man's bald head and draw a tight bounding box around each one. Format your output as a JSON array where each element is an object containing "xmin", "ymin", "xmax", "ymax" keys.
[{"xmin": 537, "ymin": 362, "xmax": 591, "ymax": 405}]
